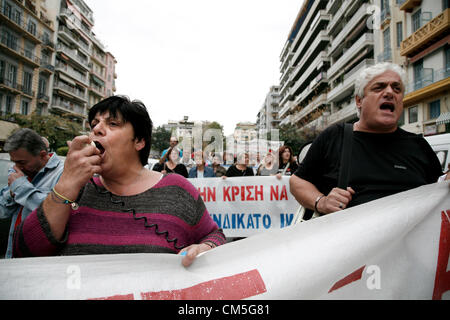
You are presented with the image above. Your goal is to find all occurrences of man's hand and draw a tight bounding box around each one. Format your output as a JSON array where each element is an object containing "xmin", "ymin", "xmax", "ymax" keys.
[
  {"xmin": 317, "ymin": 187, "xmax": 356, "ymax": 214},
  {"xmin": 8, "ymin": 166, "xmax": 25, "ymax": 186}
]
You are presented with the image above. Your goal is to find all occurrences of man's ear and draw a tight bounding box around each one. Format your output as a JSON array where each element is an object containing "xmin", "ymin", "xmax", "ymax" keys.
[
  {"xmin": 39, "ymin": 150, "xmax": 48, "ymax": 159},
  {"xmin": 355, "ymin": 95, "xmax": 362, "ymax": 108}
]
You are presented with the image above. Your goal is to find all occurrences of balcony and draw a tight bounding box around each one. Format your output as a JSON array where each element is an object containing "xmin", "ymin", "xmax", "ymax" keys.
[
  {"xmin": 54, "ymin": 81, "xmax": 87, "ymax": 102},
  {"xmin": 400, "ymin": 9, "xmax": 450, "ymax": 57},
  {"xmin": 327, "ymin": 101, "xmax": 357, "ymax": 126},
  {"xmin": 51, "ymin": 100, "xmax": 85, "ymax": 119},
  {"xmin": 58, "ymin": 24, "xmax": 90, "ymax": 54},
  {"xmin": 0, "ymin": 4, "xmax": 42, "ymax": 43},
  {"xmin": 37, "ymin": 92, "xmax": 50, "ymax": 103},
  {"xmin": 290, "ymin": 51, "xmax": 329, "ymax": 96},
  {"xmin": 291, "ymin": 31, "xmax": 330, "ymax": 80},
  {"xmin": 399, "ymin": 0, "xmax": 422, "ymax": 13},
  {"xmin": 327, "ymin": 0, "xmax": 352, "ymax": 36},
  {"xmin": 56, "ymin": 44, "xmax": 90, "ymax": 70},
  {"xmin": 0, "ymin": 77, "xmax": 20, "ymax": 94},
  {"xmin": 0, "ymin": 36, "xmax": 40, "ymax": 67},
  {"xmin": 279, "ymin": 115, "xmax": 292, "ymax": 126},
  {"xmin": 329, "ymin": 3, "xmax": 371, "ymax": 55},
  {"xmin": 328, "ymin": 33, "xmax": 374, "ymax": 79},
  {"xmin": 328, "ymin": 58, "xmax": 375, "ymax": 103},
  {"xmin": 403, "ymin": 67, "xmax": 450, "ymax": 107},
  {"xmin": 18, "ymin": 84, "xmax": 34, "ymax": 98},
  {"xmin": 292, "ymin": 93, "xmax": 328, "ymax": 124}
]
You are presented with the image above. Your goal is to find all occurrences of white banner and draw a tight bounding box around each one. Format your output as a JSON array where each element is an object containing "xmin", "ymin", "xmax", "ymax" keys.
[
  {"xmin": 188, "ymin": 176, "xmax": 300, "ymax": 237},
  {"xmin": 0, "ymin": 181, "xmax": 449, "ymax": 300}
]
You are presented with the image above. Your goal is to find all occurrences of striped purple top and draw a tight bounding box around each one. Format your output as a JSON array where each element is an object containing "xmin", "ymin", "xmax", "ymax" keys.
[{"xmin": 13, "ymin": 173, "xmax": 226, "ymax": 257}]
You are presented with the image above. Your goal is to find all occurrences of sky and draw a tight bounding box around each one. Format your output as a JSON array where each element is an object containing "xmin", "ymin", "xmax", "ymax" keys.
[{"xmin": 83, "ymin": 0, "xmax": 304, "ymax": 136}]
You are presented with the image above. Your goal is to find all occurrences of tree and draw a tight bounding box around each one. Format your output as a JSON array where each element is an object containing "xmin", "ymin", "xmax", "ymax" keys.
[
  {"xmin": 151, "ymin": 126, "xmax": 172, "ymax": 155},
  {"xmin": 278, "ymin": 123, "xmax": 321, "ymax": 155},
  {"xmin": 11, "ymin": 113, "xmax": 83, "ymax": 153}
]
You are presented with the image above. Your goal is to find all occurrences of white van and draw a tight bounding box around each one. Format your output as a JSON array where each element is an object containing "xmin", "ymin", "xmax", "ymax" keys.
[{"xmin": 425, "ymin": 133, "xmax": 450, "ymax": 173}]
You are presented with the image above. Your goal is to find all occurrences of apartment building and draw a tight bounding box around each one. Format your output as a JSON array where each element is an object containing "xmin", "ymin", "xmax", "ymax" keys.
[
  {"xmin": 277, "ymin": 0, "xmax": 375, "ymax": 133},
  {"xmin": 0, "ymin": 0, "xmax": 56, "ymax": 117},
  {"xmin": 256, "ymin": 85, "xmax": 281, "ymax": 135},
  {"xmin": 277, "ymin": 0, "xmax": 448, "ymax": 137},
  {"xmin": 278, "ymin": 0, "xmax": 330, "ymax": 132},
  {"xmin": 44, "ymin": 0, "xmax": 117, "ymax": 130},
  {"xmin": 399, "ymin": 0, "xmax": 449, "ymax": 135},
  {"xmin": 105, "ymin": 51, "xmax": 116, "ymax": 98}
]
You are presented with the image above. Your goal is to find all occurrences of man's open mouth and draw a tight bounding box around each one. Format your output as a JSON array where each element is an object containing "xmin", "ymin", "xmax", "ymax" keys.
[
  {"xmin": 94, "ymin": 141, "xmax": 105, "ymax": 155},
  {"xmin": 380, "ymin": 102, "xmax": 395, "ymax": 112}
]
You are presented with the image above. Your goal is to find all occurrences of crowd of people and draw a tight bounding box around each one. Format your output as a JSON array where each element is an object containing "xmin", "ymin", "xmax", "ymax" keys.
[
  {"xmin": 1, "ymin": 62, "xmax": 449, "ymax": 266},
  {"xmin": 151, "ymin": 139, "xmax": 300, "ymax": 180}
]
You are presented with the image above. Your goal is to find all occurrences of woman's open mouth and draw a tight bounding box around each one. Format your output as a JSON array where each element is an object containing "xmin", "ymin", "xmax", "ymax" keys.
[{"xmin": 93, "ymin": 141, "xmax": 105, "ymax": 155}]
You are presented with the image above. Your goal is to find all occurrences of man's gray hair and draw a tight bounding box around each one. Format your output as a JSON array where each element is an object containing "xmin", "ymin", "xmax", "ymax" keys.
[
  {"xmin": 355, "ymin": 62, "xmax": 406, "ymax": 98},
  {"xmin": 354, "ymin": 62, "xmax": 407, "ymax": 117},
  {"xmin": 4, "ymin": 128, "xmax": 47, "ymax": 156}
]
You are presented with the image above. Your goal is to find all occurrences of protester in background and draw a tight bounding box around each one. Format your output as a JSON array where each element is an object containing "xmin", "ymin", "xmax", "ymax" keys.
[
  {"xmin": 0, "ymin": 128, "xmax": 63, "ymax": 258},
  {"xmin": 223, "ymin": 152, "xmax": 254, "ymax": 178},
  {"xmin": 181, "ymin": 148, "xmax": 195, "ymax": 170},
  {"xmin": 161, "ymin": 136, "xmax": 182, "ymax": 160},
  {"xmin": 155, "ymin": 147, "xmax": 188, "ymax": 178},
  {"xmin": 189, "ymin": 150, "xmax": 215, "ymax": 178},
  {"xmin": 211, "ymin": 153, "xmax": 227, "ymax": 177},
  {"xmin": 276, "ymin": 145, "xmax": 298, "ymax": 178},
  {"xmin": 290, "ymin": 62, "xmax": 448, "ymax": 216},
  {"xmin": 12, "ymin": 96, "xmax": 225, "ymax": 267},
  {"xmin": 41, "ymin": 136, "xmax": 50, "ymax": 152},
  {"xmin": 257, "ymin": 151, "xmax": 278, "ymax": 176}
]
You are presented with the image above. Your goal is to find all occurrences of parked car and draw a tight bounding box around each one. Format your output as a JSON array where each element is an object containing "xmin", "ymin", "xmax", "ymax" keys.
[{"xmin": 425, "ymin": 133, "xmax": 450, "ymax": 173}]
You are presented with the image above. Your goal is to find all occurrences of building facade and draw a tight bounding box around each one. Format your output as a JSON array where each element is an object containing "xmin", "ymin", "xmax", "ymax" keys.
[
  {"xmin": 277, "ymin": 0, "xmax": 448, "ymax": 137},
  {"xmin": 1, "ymin": 0, "xmax": 117, "ymax": 132},
  {"xmin": 256, "ymin": 85, "xmax": 281, "ymax": 136},
  {"xmin": 0, "ymin": 0, "xmax": 56, "ymax": 118},
  {"xmin": 399, "ymin": 0, "xmax": 450, "ymax": 135}
]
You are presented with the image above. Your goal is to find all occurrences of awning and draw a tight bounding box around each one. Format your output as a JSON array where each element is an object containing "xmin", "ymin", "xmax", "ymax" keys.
[
  {"xmin": 0, "ymin": 120, "xmax": 19, "ymax": 142},
  {"xmin": 436, "ymin": 112, "xmax": 450, "ymax": 125},
  {"xmin": 58, "ymin": 73, "xmax": 76, "ymax": 86},
  {"xmin": 91, "ymin": 74, "xmax": 105, "ymax": 86}
]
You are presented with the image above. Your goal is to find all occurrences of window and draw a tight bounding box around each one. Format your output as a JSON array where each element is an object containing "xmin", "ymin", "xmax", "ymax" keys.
[
  {"xmin": 27, "ymin": 20, "xmax": 36, "ymax": 36},
  {"xmin": 413, "ymin": 59, "xmax": 423, "ymax": 90},
  {"xmin": 7, "ymin": 64, "xmax": 17, "ymax": 86},
  {"xmin": 38, "ymin": 77, "xmax": 47, "ymax": 95},
  {"xmin": 408, "ymin": 106, "xmax": 418, "ymax": 123},
  {"xmin": 398, "ymin": 110, "xmax": 405, "ymax": 126},
  {"xmin": 0, "ymin": 60, "xmax": 5, "ymax": 80},
  {"xmin": 446, "ymin": 46, "xmax": 450, "ymax": 73},
  {"xmin": 412, "ymin": 9, "xmax": 421, "ymax": 32},
  {"xmin": 5, "ymin": 95, "xmax": 14, "ymax": 113},
  {"xmin": 21, "ymin": 100, "xmax": 29, "ymax": 115},
  {"xmin": 429, "ymin": 100, "xmax": 440, "ymax": 119},
  {"xmin": 396, "ymin": 22, "xmax": 403, "ymax": 47},
  {"xmin": 13, "ymin": 8, "xmax": 21, "ymax": 25},
  {"xmin": 23, "ymin": 71, "xmax": 33, "ymax": 94},
  {"xmin": 3, "ymin": 3, "xmax": 12, "ymax": 19}
]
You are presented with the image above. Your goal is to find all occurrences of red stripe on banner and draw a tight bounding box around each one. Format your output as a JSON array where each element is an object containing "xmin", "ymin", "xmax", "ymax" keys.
[
  {"xmin": 141, "ymin": 269, "xmax": 266, "ymax": 300},
  {"xmin": 328, "ymin": 266, "xmax": 366, "ymax": 293},
  {"xmin": 432, "ymin": 210, "xmax": 450, "ymax": 300}
]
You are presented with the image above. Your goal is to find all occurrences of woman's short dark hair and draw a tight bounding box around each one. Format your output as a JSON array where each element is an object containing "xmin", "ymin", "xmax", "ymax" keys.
[{"xmin": 88, "ymin": 95, "xmax": 153, "ymax": 166}]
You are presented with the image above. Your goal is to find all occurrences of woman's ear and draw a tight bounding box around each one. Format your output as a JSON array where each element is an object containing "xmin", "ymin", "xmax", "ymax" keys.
[{"xmin": 134, "ymin": 138, "xmax": 145, "ymax": 152}]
